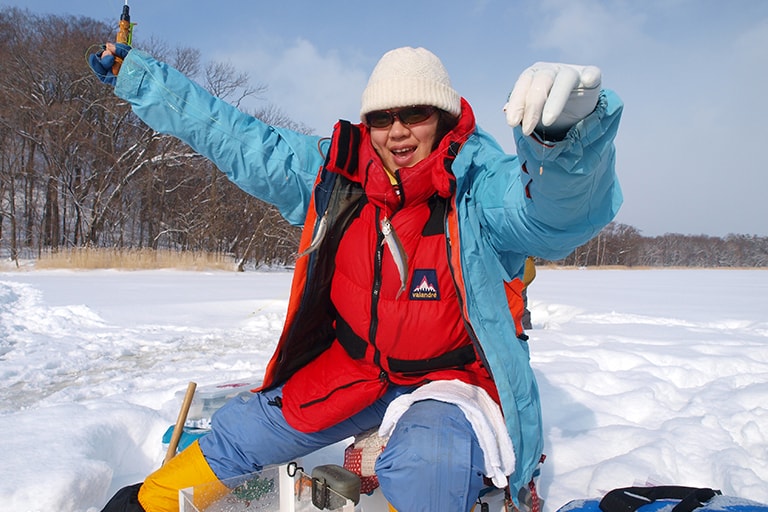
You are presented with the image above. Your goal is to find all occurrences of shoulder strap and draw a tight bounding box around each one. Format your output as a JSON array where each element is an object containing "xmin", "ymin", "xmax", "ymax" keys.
[{"xmin": 599, "ymin": 486, "xmax": 721, "ymax": 512}]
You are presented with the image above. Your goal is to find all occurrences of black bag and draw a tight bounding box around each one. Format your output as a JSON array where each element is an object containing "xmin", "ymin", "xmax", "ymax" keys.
[{"xmin": 556, "ymin": 485, "xmax": 768, "ymax": 512}]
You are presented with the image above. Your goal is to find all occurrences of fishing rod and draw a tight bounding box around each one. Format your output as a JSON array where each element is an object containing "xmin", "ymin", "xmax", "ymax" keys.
[
  {"xmin": 111, "ymin": 0, "xmax": 135, "ymax": 75},
  {"xmin": 116, "ymin": 0, "xmax": 134, "ymax": 46}
]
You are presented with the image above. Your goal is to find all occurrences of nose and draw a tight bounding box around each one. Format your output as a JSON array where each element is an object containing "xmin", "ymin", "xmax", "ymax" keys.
[{"xmin": 388, "ymin": 117, "xmax": 409, "ymax": 137}]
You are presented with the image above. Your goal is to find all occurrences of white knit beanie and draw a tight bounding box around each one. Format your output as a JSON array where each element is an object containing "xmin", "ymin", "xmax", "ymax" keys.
[{"xmin": 360, "ymin": 47, "xmax": 462, "ymax": 121}]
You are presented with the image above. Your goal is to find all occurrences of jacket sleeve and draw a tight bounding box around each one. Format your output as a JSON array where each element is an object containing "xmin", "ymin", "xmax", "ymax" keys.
[
  {"xmin": 113, "ymin": 50, "xmax": 325, "ymax": 226},
  {"xmin": 476, "ymin": 90, "xmax": 624, "ymax": 261}
]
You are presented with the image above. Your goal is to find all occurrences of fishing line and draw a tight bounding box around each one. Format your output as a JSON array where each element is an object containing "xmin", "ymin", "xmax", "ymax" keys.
[
  {"xmin": 84, "ymin": 44, "xmax": 109, "ymax": 81},
  {"xmin": 539, "ymin": 126, "xmax": 546, "ymax": 175}
]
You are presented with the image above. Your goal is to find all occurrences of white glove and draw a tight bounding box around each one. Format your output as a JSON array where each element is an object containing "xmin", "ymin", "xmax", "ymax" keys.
[{"xmin": 504, "ymin": 62, "xmax": 602, "ymax": 137}]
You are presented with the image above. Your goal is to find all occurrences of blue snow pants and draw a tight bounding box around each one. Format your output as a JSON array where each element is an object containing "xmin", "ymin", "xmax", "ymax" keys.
[{"xmin": 198, "ymin": 384, "xmax": 487, "ymax": 511}]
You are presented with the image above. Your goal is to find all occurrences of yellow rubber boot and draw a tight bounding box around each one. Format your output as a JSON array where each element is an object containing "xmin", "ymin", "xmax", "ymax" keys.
[{"xmin": 138, "ymin": 440, "xmax": 228, "ymax": 512}]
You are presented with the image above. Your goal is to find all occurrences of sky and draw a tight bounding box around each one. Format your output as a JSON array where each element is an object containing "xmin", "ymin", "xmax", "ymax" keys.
[
  {"xmin": 2, "ymin": 0, "xmax": 768, "ymax": 237},
  {"xmin": 0, "ymin": 266, "xmax": 766, "ymax": 511}
]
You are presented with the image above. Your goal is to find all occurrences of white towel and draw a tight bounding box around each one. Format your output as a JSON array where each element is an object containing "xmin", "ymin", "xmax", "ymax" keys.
[{"xmin": 378, "ymin": 380, "xmax": 515, "ymax": 488}]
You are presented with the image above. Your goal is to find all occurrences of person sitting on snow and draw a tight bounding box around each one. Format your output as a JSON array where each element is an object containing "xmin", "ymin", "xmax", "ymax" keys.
[{"xmin": 90, "ymin": 41, "xmax": 622, "ymax": 512}]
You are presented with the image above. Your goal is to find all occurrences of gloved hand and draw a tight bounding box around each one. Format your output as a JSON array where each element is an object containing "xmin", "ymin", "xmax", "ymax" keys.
[
  {"xmin": 504, "ymin": 62, "xmax": 601, "ymax": 138},
  {"xmin": 88, "ymin": 42, "xmax": 131, "ymax": 86}
]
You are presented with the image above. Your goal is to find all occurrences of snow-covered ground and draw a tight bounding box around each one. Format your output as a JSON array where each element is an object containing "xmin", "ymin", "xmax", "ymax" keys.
[{"xmin": 0, "ymin": 267, "xmax": 766, "ymax": 511}]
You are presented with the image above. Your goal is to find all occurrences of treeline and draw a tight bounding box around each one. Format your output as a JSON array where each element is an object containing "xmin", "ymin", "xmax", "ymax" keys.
[
  {"xmin": 1, "ymin": 8, "xmax": 765, "ymax": 269},
  {"xmin": 551, "ymin": 222, "xmax": 768, "ymax": 268}
]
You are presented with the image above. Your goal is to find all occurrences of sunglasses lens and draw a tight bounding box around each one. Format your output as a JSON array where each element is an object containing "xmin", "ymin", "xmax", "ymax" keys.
[
  {"xmin": 398, "ymin": 106, "xmax": 433, "ymax": 125},
  {"xmin": 366, "ymin": 111, "xmax": 394, "ymax": 128}
]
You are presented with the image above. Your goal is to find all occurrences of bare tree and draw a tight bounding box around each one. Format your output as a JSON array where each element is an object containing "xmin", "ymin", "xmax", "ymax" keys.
[{"xmin": 0, "ymin": 7, "xmax": 313, "ymax": 267}]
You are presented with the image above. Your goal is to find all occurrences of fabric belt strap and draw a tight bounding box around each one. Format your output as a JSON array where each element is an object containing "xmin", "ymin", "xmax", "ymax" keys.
[
  {"xmin": 336, "ymin": 315, "xmax": 476, "ymax": 374},
  {"xmin": 387, "ymin": 345, "xmax": 476, "ymax": 374}
]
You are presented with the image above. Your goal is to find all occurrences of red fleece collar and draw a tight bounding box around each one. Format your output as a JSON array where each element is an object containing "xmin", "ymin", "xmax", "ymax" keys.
[{"xmin": 325, "ymin": 99, "xmax": 476, "ymax": 217}]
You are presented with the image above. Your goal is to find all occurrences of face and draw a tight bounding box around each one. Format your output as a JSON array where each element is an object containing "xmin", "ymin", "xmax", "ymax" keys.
[{"xmin": 367, "ymin": 107, "xmax": 439, "ymax": 173}]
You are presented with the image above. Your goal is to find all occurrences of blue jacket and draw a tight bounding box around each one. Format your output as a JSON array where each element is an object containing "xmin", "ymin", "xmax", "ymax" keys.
[{"xmin": 114, "ymin": 50, "xmax": 623, "ymax": 492}]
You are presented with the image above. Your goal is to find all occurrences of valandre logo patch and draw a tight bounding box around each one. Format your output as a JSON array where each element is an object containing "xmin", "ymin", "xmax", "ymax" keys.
[{"xmin": 409, "ymin": 269, "xmax": 440, "ymax": 300}]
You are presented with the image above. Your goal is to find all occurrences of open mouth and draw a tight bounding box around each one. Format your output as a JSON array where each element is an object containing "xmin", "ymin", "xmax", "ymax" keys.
[{"xmin": 391, "ymin": 146, "xmax": 416, "ymax": 164}]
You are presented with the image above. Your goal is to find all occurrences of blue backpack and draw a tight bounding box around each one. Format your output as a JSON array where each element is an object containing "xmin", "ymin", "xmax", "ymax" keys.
[{"xmin": 557, "ymin": 486, "xmax": 768, "ymax": 512}]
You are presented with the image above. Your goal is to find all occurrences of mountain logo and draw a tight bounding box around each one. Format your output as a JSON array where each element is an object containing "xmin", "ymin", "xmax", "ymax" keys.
[{"xmin": 409, "ymin": 269, "xmax": 440, "ymax": 301}]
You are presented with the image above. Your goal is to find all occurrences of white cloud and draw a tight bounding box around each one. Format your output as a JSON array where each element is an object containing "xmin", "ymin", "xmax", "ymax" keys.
[
  {"xmin": 217, "ymin": 38, "xmax": 369, "ymax": 134},
  {"xmin": 525, "ymin": 0, "xmax": 650, "ymax": 61}
]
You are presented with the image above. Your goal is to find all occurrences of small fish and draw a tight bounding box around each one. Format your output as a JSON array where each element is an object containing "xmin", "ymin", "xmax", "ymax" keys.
[
  {"xmin": 381, "ymin": 217, "xmax": 409, "ymax": 298},
  {"xmin": 297, "ymin": 212, "xmax": 328, "ymax": 258}
]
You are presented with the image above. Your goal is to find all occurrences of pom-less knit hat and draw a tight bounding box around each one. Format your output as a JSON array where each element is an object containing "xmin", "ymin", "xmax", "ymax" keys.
[{"xmin": 360, "ymin": 47, "xmax": 462, "ymax": 121}]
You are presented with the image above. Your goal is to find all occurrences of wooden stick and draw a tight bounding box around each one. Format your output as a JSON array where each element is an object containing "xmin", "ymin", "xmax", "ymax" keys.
[{"xmin": 164, "ymin": 381, "xmax": 197, "ymax": 465}]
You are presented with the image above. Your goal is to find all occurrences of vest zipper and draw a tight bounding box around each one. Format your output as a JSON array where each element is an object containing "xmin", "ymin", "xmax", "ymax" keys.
[
  {"xmin": 370, "ymin": 207, "xmax": 385, "ymax": 370},
  {"xmin": 299, "ymin": 208, "xmax": 391, "ymax": 410}
]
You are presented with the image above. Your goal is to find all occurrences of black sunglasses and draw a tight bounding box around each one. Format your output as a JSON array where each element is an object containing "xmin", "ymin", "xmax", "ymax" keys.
[{"xmin": 365, "ymin": 105, "xmax": 437, "ymax": 129}]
